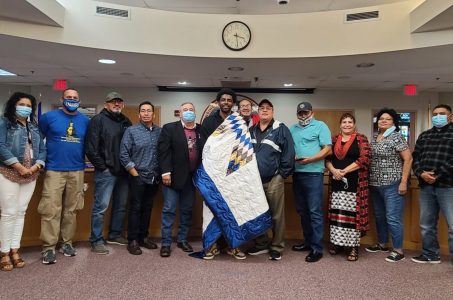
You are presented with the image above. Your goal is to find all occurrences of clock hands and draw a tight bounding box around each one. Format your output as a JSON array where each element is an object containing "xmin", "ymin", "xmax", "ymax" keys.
[
  {"xmin": 234, "ymin": 33, "xmax": 245, "ymax": 40},
  {"xmin": 234, "ymin": 32, "xmax": 245, "ymax": 48}
]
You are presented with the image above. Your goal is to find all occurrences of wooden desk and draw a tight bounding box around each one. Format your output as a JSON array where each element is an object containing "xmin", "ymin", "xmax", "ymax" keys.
[{"xmin": 22, "ymin": 173, "xmax": 450, "ymax": 254}]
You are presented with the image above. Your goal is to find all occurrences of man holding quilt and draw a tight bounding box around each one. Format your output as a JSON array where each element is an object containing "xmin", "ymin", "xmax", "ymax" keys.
[{"xmin": 194, "ymin": 91, "xmax": 274, "ymax": 261}]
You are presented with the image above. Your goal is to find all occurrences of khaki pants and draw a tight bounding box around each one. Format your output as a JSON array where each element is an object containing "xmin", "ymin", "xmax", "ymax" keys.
[
  {"xmin": 255, "ymin": 174, "xmax": 286, "ymax": 252},
  {"xmin": 38, "ymin": 170, "xmax": 84, "ymax": 251}
]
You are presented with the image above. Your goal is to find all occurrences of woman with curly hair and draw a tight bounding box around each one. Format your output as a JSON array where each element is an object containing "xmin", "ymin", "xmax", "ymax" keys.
[{"xmin": 0, "ymin": 92, "xmax": 46, "ymax": 271}]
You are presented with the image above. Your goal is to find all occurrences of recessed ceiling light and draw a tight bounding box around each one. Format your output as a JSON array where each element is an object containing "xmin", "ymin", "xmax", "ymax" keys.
[
  {"xmin": 177, "ymin": 81, "xmax": 188, "ymax": 85},
  {"xmin": 98, "ymin": 59, "xmax": 116, "ymax": 64},
  {"xmin": 0, "ymin": 68, "xmax": 17, "ymax": 76},
  {"xmin": 284, "ymin": 83, "xmax": 293, "ymax": 87},
  {"xmin": 356, "ymin": 62, "xmax": 375, "ymax": 68},
  {"xmin": 228, "ymin": 67, "xmax": 244, "ymax": 71}
]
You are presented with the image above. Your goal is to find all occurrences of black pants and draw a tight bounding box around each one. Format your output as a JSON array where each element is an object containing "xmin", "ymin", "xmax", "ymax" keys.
[{"xmin": 127, "ymin": 176, "xmax": 158, "ymax": 242}]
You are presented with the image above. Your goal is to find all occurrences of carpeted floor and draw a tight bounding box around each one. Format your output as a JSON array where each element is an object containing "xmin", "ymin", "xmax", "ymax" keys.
[{"xmin": 1, "ymin": 240, "xmax": 452, "ymax": 300}]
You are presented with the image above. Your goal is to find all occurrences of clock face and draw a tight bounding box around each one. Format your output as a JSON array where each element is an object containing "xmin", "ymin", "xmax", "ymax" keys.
[{"xmin": 222, "ymin": 21, "xmax": 251, "ymax": 51}]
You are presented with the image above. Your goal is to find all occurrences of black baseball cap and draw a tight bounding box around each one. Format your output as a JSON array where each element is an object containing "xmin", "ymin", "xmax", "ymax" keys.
[
  {"xmin": 258, "ymin": 99, "xmax": 273, "ymax": 108},
  {"xmin": 297, "ymin": 102, "xmax": 312, "ymax": 113}
]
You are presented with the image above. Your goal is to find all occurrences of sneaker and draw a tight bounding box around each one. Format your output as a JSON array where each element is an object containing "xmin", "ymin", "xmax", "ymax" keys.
[
  {"xmin": 106, "ymin": 236, "xmax": 128, "ymax": 245},
  {"xmin": 269, "ymin": 250, "xmax": 282, "ymax": 261},
  {"xmin": 246, "ymin": 246, "xmax": 269, "ymax": 256},
  {"xmin": 365, "ymin": 244, "xmax": 389, "ymax": 253},
  {"xmin": 203, "ymin": 244, "xmax": 220, "ymax": 260},
  {"xmin": 91, "ymin": 244, "xmax": 110, "ymax": 255},
  {"xmin": 385, "ymin": 250, "xmax": 405, "ymax": 262},
  {"xmin": 59, "ymin": 243, "xmax": 77, "ymax": 257},
  {"xmin": 411, "ymin": 254, "xmax": 441, "ymax": 264},
  {"xmin": 42, "ymin": 249, "xmax": 57, "ymax": 264},
  {"xmin": 227, "ymin": 248, "xmax": 246, "ymax": 260}
]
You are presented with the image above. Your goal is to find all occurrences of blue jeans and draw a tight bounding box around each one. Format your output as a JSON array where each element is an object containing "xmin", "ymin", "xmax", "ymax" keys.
[
  {"xmin": 419, "ymin": 186, "xmax": 453, "ymax": 263},
  {"xmin": 293, "ymin": 172, "xmax": 324, "ymax": 252},
  {"xmin": 370, "ymin": 182, "xmax": 405, "ymax": 249},
  {"xmin": 90, "ymin": 169, "xmax": 129, "ymax": 245},
  {"xmin": 161, "ymin": 177, "xmax": 195, "ymax": 246}
]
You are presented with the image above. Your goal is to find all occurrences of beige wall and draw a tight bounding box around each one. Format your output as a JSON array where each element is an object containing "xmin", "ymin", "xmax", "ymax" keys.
[{"xmin": 4, "ymin": 0, "xmax": 453, "ymax": 58}]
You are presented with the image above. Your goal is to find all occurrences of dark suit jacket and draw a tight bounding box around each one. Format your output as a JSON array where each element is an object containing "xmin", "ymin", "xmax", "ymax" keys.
[{"xmin": 158, "ymin": 121, "xmax": 208, "ymax": 190}]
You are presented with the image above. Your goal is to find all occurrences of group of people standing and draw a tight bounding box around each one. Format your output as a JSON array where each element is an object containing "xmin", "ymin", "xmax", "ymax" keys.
[{"xmin": 0, "ymin": 87, "xmax": 451, "ymax": 271}]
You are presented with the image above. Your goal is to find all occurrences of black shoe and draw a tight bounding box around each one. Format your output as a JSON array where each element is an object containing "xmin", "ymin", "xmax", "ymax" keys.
[
  {"xmin": 139, "ymin": 237, "xmax": 158, "ymax": 250},
  {"xmin": 305, "ymin": 250, "xmax": 323, "ymax": 262},
  {"xmin": 385, "ymin": 250, "xmax": 405, "ymax": 263},
  {"xmin": 411, "ymin": 254, "xmax": 441, "ymax": 264},
  {"xmin": 246, "ymin": 246, "xmax": 269, "ymax": 256},
  {"xmin": 160, "ymin": 246, "xmax": 171, "ymax": 257},
  {"xmin": 268, "ymin": 250, "xmax": 282, "ymax": 261},
  {"xmin": 292, "ymin": 243, "xmax": 311, "ymax": 252},
  {"xmin": 127, "ymin": 240, "xmax": 142, "ymax": 255},
  {"xmin": 177, "ymin": 241, "xmax": 193, "ymax": 253},
  {"xmin": 365, "ymin": 244, "xmax": 389, "ymax": 253}
]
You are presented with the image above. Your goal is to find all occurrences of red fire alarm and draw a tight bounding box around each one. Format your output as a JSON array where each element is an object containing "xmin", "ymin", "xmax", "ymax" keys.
[
  {"xmin": 403, "ymin": 84, "xmax": 417, "ymax": 96},
  {"xmin": 53, "ymin": 79, "xmax": 68, "ymax": 91}
]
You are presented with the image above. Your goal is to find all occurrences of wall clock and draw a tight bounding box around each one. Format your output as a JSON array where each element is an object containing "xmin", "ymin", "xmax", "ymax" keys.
[{"xmin": 222, "ymin": 21, "xmax": 251, "ymax": 51}]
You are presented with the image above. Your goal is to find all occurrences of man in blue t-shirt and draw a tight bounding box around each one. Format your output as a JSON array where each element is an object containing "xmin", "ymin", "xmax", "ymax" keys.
[
  {"xmin": 38, "ymin": 88, "xmax": 89, "ymax": 265},
  {"xmin": 290, "ymin": 102, "xmax": 332, "ymax": 263}
]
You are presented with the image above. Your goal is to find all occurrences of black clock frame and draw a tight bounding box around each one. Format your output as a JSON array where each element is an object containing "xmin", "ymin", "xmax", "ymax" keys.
[{"xmin": 222, "ymin": 21, "xmax": 252, "ymax": 51}]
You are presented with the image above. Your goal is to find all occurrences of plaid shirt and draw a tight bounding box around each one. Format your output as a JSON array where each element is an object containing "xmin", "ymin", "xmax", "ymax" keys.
[
  {"xmin": 412, "ymin": 123, "xmax": 453, "ymax": 188},
  {"xmin": 120, "ymin": 122, "xmax": 161, "ymax": 184}
]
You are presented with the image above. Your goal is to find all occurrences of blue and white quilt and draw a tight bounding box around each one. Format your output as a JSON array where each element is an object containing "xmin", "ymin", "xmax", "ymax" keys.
[{"xmin": 194, "ymin": 113, "xmax": 272, "ymax": 249}]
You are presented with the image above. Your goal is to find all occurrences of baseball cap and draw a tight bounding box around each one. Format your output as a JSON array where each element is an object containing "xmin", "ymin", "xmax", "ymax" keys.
[
  {"xmin": 297, "ymin": 102, "xmax": 312, "ymax": 113},
  {"xmin": 106, "ymin": 92, "xmax": 123, "ymax": 102},
  {"xmin": 258, "ymin": 99, "xmax": 273, "ymax": 108}
]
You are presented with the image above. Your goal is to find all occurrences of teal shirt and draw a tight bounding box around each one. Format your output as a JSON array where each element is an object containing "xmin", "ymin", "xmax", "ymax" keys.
[{"xmin": 290, "ymin": 118, "xmax": 332, "ymax": 173}]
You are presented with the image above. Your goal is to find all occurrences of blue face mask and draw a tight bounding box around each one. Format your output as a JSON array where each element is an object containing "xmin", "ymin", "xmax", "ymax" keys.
[
  {"xmin": 383, "ymin": 125, "xmax": 396, "ymax": 137},
  {"xmin": 63, "ymin": 99, "xmax": 80, "ymax": 112},
  {"xmin": 432, "ymin": 115, "xmax": 448, "ymax": 128},
  {"xmin": 182, "ymin": 111, "xmax": 196, "ymax": 122},
  {"xmin": 16, "ymin": 106, "xmax": 32, "ymax": 118}
]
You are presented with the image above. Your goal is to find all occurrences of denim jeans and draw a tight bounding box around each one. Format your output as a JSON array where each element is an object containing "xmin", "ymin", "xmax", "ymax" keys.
[
  {"xmin": 161, "ymin": 176, "xmax": 195, "ymax": 246},
  {"xmin": 90, "ymin": 169, "xmax": 129, "ymax": 245},
  {"xmin": 419, "ymin": 186, "xmax": 453, "ymax": 263},
  {"xmin": 292, "ymin": 172, "xmax": 324, "ymax": 252},
  {"xmin": 127, "ymin": 176, "xmax": 158, "ymax": 242},
  {"xmin": 370, "ymin": 182, "xmax": 405, "ymax": 249}
]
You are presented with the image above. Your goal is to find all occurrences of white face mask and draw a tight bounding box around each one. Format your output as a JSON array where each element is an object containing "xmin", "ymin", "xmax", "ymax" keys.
[
  {"xmin": 298, "ymin": 115, "xmax": 312, "ymax": 126},
  {"xmin": 382, "ymin": 126, "xmax": 396, "ymax": 137}
]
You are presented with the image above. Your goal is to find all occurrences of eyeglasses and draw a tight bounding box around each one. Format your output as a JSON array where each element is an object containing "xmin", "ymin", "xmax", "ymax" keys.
[
  {"xmin": 259, "ymin": 106, "xmax": 272, "ymax": 111},
  {"xmin": 239, "ymin": 104, "xmax": 251, "ymax": 108}
]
